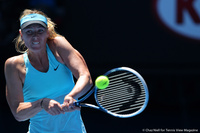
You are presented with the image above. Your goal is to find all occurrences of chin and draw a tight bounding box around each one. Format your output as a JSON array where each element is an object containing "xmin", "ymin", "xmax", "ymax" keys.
[{"xmin": 29, "ymin": 46, "xmax": 45, "ymax": 53}]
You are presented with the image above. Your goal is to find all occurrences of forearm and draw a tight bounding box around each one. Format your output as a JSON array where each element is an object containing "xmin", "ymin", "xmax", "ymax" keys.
[
  {"xmin": 14, "ymin": 99, "xmax": 43, "ymax": 122},
  {"xmin": 68, "ymin": 74, "xmax": 93, "ymax": 99}
]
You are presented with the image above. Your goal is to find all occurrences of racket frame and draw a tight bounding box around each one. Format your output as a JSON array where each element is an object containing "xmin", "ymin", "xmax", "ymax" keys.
[{"xmin": 75, "ymin": 67, "xmax": 149, "ymax": 118}]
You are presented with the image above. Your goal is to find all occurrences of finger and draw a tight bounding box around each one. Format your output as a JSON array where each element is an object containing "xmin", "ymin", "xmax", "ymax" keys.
[
  {"xmin": 63, "ymin": 107, "xmax": 69, "ymax": 112},
  {"xmin": 60, "ymin": 108, "xmax": 65, "ymax": 114},
  {"xmin": 68, "ymin": 105, "xmax": 80, "ymax": 111},
  {"xmin": 47, "ymin": 109, "xmax": 55, "ymax": 115},
  {"xmin": 54, "ymin": 107, "xmax": 62, "ymax": 115},
  {"xmin": 70, "ymin": 104, "xmax": 80, "ymax": 111},
  {"xmin": 63, "ymin": 105, "xmax": 74, "ymax": 112},
  {"xmin": 49, "ymin": 108, "xmax": 58, "ymax": 115},
  {"xmin": 57, "ymin": 104, "xmax": 65, "ymax": 114},
  {"xmin": 49, "ymin": 105, "xmax": 63, "ymax": 115},
  {"xmin": 62, "ymin": 104, "xmax": 69, "ymax": 112}
]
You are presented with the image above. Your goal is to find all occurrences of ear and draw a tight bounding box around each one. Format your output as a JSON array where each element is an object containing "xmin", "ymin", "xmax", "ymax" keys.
[
  {"xmin": 19, "ymin": 29, "xmax": 23, "ymax": 39},
  {"xmin": 46, "ymin": 29, "xmax": 50, "ymax": 38}
]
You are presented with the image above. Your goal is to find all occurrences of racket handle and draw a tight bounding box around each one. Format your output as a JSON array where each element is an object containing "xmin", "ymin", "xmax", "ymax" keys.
[
  {"xmin": 74, "ymin": 102, "xmax": 101, "ymax": 110},
  {"xmin": 74, "ymin": 102, "xmax": 80, "ymax": 107},
  {"xmin": 61, "ymin": 103, "xmax": 79, "ymax": 107}
]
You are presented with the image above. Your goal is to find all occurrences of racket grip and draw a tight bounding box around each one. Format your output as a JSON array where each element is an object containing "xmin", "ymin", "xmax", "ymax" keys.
[
  {"xmin": 74, "ymin": 102, "xmax": 80, "ymax": 107},
  {"xmin": 61, "ymin": 103, "xmax": 80, "ymax": 107},
  {"xmin": 61, "ymin": 102, "xmax": 80, "ymax": 107}
]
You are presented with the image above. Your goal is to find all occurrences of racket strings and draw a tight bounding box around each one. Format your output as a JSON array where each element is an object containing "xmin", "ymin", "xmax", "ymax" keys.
[
  {"xmin": 98, "ymin": 83, "xmax": 145, "ymax": 103},
  {"xmin": 96, "ymin": 70, "xmax": 146, "ymax": 115}
]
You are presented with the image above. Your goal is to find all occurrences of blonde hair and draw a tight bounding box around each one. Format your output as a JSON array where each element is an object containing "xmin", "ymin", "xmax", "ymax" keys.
[{"xmin": 14, "ymin": 9, "xmax": 60, "ymax": 53}]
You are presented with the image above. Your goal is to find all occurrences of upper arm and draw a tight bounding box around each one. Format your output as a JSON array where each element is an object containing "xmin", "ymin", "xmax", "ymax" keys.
[
  {"xmin": 4, "ymin": 57, "xmax": 24, "ymax": 116},
  {"xmin": 54, "ymin": 37, "xmax": 91, "ymax": 79}
]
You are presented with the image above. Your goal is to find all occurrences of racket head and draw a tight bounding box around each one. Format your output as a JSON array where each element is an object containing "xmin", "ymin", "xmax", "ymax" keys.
[{"xmin": 94, "ymin": 67, "xmax": 149, "ymax": 118}]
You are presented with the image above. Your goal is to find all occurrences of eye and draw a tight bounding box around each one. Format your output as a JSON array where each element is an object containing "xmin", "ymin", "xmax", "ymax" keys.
[
  {"xmin": 38, "ymin": 29, "xmax": 45, "ymax": 34},
  {"xmin": 26, "ymin": 30, "xmax": 33, "ymax": 35}
]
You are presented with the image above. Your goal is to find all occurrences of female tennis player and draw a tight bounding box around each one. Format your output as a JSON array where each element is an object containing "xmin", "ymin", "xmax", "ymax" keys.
[{"xmin": 4, "ymin": 9, "xmax": 93, "ymax": 133}]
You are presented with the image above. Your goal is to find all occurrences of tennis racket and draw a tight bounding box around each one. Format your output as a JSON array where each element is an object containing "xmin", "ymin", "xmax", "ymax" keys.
[{"xmin": 75, "ymin": 67, "xmax": 149, "ymax": 118}]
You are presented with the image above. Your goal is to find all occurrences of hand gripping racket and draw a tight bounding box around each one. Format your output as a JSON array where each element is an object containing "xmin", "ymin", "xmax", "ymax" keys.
[{"xmin": 75, "ymin": 67, "xmax": 149, "ymax": 118}]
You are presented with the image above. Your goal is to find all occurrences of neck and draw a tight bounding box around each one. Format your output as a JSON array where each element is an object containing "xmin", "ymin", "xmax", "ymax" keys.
[{"xmin": 27, "ymin": 48, "xmax": 49, "ymax": 72}]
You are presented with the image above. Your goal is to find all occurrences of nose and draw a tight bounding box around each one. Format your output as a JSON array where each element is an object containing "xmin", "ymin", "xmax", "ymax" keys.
[
  {"xmin": 33, "ymin": 31, "xmax": 37, "ymax": 36},
  {"xmin": 32, "ymin": 31, "xmax": 39, "ymax": 39}
]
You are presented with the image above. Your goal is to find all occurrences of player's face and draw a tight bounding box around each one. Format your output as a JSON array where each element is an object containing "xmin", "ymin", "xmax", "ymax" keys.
[{"xmin": 20, "ymin": 24, "xmax": 49, "ymax": 52}]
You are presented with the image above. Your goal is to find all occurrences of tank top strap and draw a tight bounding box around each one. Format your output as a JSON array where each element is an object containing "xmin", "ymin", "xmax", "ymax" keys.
[
  {"xmin": 23, "ymin": 52, "xmax": 31, "ymax": 73},
  {"xmin": 23, "ymin": 52, "xmax": 28, "ymax": 65}
]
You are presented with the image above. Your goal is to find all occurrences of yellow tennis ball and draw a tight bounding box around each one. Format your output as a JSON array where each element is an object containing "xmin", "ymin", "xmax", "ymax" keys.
[{"xmin": 95, "ymin": 75, "xmax": 109, "ymax": 89}]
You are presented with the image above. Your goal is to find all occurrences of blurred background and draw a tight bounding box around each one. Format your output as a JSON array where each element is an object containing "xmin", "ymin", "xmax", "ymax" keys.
[{"xmin": 0, "ymin": 0, "xmax": 200, "ymax": 132}]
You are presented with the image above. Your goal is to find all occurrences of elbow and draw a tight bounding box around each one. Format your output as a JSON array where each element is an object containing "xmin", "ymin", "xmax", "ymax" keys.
[
  {"xmin": 14, "ymin": 112, "xmax": 28, "ymax": 122},
  {"xmin": 14, "ymin": 115, "xmax": 27, "ymax": 122},
  {"xmin": 89, "ymin": 81, "xmax": 93, "ymax": 89},
  {"xmin": 79, "ymin": 72, "xmax": 93, "ymax": 90},
  {"xmin": 88, "ymin": 74, "xmax": 93, "ymax": 88},
  {"xmin": 13, "ymin": 109, "xmax": 28, "ymax": 122},
  {"xmin": 83, "ymin": 72, "xmax": 93, "ymax": 89}
]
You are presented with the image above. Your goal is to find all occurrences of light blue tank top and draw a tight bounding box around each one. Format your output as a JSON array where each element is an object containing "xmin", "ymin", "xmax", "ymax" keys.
[{"xmin": 23, "ymin": 44, "xmax": 86, "ymax": 133}]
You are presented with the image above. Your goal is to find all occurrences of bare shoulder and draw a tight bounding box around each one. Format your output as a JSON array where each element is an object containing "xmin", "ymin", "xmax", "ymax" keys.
[
  {"xmin": 52, "ymin": 36, "xmax": 73, "ymax": 49},
  {"xmin": 48, "ymin": 36, "xmax": 74, "ymax": 64},
  {"xmin": 5, "ymin": 55, "xmax": 24, "ymax": 73},
  {"xmin": 53, "ymin": 36, "xmax": 67, "ymax": 43},
  {"xmin": 48, "ymin": 36, "xmax": 75, "ymax": 56},
  {"xmin": 5, "ymin": 55, "xmax": 24, "ymax": 66}
]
